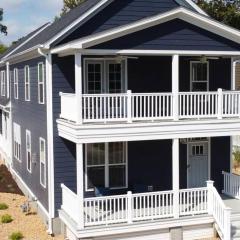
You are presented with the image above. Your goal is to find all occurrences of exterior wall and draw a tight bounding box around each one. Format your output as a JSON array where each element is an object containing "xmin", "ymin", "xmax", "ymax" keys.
[
  {"xmin": 90, "ymin": 19, "xmax": 240, "ymax": 51},
  {"xmin": 10, "ymin": 57, "xmax": 49, "ymax": 211},
  {"xmin": 52, "ymin": 55, "xmax": 77, "ymax": 213},
  {"xmin": 56, "ymin": 0, "xmax": 196, "ymax": 46}
]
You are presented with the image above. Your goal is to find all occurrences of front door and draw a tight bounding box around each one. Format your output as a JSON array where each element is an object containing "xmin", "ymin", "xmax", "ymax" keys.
[{"xmin": 188, "ymin": 141, "xmax": 209, "ymax": 188}]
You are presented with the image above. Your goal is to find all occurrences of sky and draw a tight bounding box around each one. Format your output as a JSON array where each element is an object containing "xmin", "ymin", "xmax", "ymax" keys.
[{"xmin": 0, "ymin": 0, "xmax": 63, "ymax": 46}]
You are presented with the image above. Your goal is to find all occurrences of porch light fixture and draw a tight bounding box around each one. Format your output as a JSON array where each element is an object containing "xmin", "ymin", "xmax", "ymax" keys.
[{"xmin": 200, "ymin": 55, "xmax": 207, "ymax": 63}]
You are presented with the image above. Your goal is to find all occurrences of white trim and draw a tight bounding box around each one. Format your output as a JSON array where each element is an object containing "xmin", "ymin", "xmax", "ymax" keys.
[
  {"xmin": 44, "ymin": 0, "xmax": 113, "ymax": 48},
  {"xmin": 6, "ymin": 62, "xmax": 9, "ymax": 98},
  {"xmin": 13, "ymin": 68, "xmax": 19, "ymax": 99},
  {"xmin": 24, "ymin": 65, "xmax": 30, "ymax": 101},
  {"xmin": 1, "ymin": 23, "xmax": 50, "ymax": 60},
  {"xmin": 26, "ymin": 129, "xmax": 32, "ymax": 173},
  {"xmin": 39, "ymin": 137, "xmax": 46, "ymax": 188},
  {"xmin": 190, "ymin": 61, "xmax": 209, "ymax": 91},
  {"xmin": 38, "ymin": 62, "xmax": 45, "ymax": 104},
  {"xmin": 51, "ymin": 7, "xmax": 240, "ymax": 53},
  {"xmin": 45, "ymin": 53, "xmax": 55, "ymax": 225},
  {"xmin": 184, "ymin": 0, "xmax": 208, "ymax": 16},
  {"xmin": 0, "ymin": 70, "xmax": 6, "ymax": 96}
]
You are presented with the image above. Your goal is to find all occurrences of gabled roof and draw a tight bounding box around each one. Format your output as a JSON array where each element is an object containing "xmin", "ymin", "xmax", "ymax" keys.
[
  {"xmin": 1, "ymin": 0, "xmax": 206, "ymax": 61},
  {"xmin": 51, "ymin": 7, "xmax": 240, "ymax": 52}
]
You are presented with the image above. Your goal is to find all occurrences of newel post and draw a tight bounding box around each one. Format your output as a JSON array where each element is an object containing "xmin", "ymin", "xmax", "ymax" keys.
[
  {"xmin": 172, "ymin": 55, "xmax": 179, "ymax": 121},
  {"xmin": 127, "ymin": 90, "xmax": 132, "ymax": 123},
  {"xmin": 207, "ymin": 180, "xmax": 214, "ymax": 215},
  {"xmin": 127, "ymin": 191, "xmax": 133, "ymax": 223},
  {"xmin": 217, "ymin": 88, "xmax": 223, "ymax": 120}
]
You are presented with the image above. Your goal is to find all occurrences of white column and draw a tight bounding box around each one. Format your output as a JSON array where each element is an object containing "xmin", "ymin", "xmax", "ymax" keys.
[
  {"xmin": 231, "ymin": 57, "xmax": 236, "ymax": 91},
  {"xmin": 172, "ymin": 138, "xmax": 179, "ymax": 218},
  {"xmin": 75, "ymin": 52, "xmax": 83, "ymax": 124},
  {"xmin": 76, "ymin": 143, "xmax": 84, "ymax": 229},
  {"xmin": 172, "ymin": 55, "xmax": 179, "ymax": 120}
]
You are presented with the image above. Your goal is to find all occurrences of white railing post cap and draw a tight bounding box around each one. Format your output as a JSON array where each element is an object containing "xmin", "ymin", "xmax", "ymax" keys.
[
  {"xmin": 127, "ymin": 90, "xmax": 132, "ymax": 94},
  {"xmin": 218, "ymin": 88, "xmax": 223, "ymax": 93},
  {"xmin": 206, "ymin": 180, "xmax": 214, "ymax": 187},
  {"xmin": 127, "ymin": 191, "xmax": 132, "ymax": 196}
]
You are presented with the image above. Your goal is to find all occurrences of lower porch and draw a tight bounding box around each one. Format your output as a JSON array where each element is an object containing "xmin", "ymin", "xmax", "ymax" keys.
[{"xmin": 59, "ymin": 137, "xmax": 234, "ymax": 239}]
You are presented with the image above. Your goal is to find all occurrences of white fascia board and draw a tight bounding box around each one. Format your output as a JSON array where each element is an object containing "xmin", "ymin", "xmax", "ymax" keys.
[
  {"xmin": 2, "ymin": 23, "xmax": 50, "ymax": 61},
  {"xmin": 43, "ymin": 0, "xmax": 112, "ymax": 48}
]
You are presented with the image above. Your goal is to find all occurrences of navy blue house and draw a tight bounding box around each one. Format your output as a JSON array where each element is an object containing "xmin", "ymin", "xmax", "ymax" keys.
[{"xmin": 1, "ymin": 1, "xmax": 240, "ymax": 239}]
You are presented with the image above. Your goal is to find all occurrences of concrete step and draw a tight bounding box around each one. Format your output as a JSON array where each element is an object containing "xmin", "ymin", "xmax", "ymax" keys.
[{"xmin": 232, "ymin": 221, "xmax": 240, "ymax": 238}]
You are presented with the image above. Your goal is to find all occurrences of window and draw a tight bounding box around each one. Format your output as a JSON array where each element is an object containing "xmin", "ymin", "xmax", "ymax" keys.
[
  {"xmin": 1, "ymin": 71, "xmax": 6, "ymax": 96},
  {"xmin": 24, "ymin": 66, "xmax": 30, "ymax": 101},
  {"xmin": 40, "ymin": 138, "xmax": 46, "ymax": 187},
  {"xmin": 26, "ymin": 130, "xmax": 31, "ymax": 173},
  {"xmin": 4, "ymin": 113, "xmax": 7, "ymax": 140},
  {"xmin": 86, "ymin": 142, "xmax": 127, "ymax": 191},
  {"xmin": 38, "ymin": 63, "xmax": 45, "ymax": 104},
  {"xmin": 13, "ymin": 123, "xmax": 21, "ymax": 161},
  {"xmin": 191, "ymin": 62, "xmax": 209, "ymax": 91},
  {"xmin": 107, "ymin": 63, "xmax": 122, "ymax": 93},
  {"xmin": 13, "ymin": 68, "xmax": 18, "ymax": 99}
]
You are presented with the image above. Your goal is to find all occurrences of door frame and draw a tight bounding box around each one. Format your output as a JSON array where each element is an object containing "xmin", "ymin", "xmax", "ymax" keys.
[
  {"xmin": 83, "ymin": 58, "xmax": 128, "ymax": 94},
  {"xmin": 187, "ymin": 138, "xmax": 211, "ymax": 188},
  {"xmin": 190, "ymin": 60, "xmax": 210, "ymax": 91}
]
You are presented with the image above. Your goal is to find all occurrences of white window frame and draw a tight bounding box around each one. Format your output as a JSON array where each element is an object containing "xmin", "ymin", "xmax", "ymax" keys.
[
  {"xmin": 24, "ymin": 66, "xmax": 30, "ymax": 101},
  {"xmin": 26, "ymin": 130, "xmax": 31, "ymax": 173},
  {"xmin": 38, "ymin": 63, "xmax": 45, "ymax": 104},
  {"xmin": 39, "ymin": 137, "xmax": 46, "ymax": 188},
  {"xmin": 190, "ymin": 61, "xmax": 209, "ymax": 91},
  {"xmin": 13, "ymin": 123, "xmax": 21, "ymax": 162},
  {"xmin": 13, "ymin": 68, "xmax": 19, "ymax": 99},
  {"xmin": 85, "ymin": 142, "xmax": 128, "ymax": 192},
  {"xmin": 1, "ymin": 70, "xmax": 6, "ymax": 96}
]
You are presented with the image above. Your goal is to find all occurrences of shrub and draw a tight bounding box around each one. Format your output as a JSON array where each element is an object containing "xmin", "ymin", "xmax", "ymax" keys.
[
  {"xmin": 9, "ymin": 232, "xmax": 23, "ymax": 240},
  {"xmin": 0, "ymin": 203, "xmax": 8, "ymax": 210},
  {"xmin": 1, "ymin": 214, "xmax": 13, "ymax": 223}
]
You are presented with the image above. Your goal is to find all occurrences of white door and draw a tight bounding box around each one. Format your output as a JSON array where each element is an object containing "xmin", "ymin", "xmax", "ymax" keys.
[{"xmin": 188, "ymin": 142, "xmax": 209, "ymax": 188}]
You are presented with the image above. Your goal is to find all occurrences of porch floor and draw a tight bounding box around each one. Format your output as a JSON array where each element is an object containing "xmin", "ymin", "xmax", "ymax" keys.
[{"xmin": 221, "ymin": 194, "xmax": 240, "ymax": 214}]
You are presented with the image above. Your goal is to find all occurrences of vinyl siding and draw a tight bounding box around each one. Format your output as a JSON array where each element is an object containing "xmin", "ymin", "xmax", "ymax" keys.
[
  {"xmin": 90, "ymin": 19, "xmax": 240, "ymax": 51},
  {"xmin": 10, "ymin": 57, "xmax": 49, "ymax": 210}
]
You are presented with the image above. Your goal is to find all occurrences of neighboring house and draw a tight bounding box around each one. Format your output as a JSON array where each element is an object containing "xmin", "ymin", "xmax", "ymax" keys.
[{"xmin": 2, "ymin": 0, "xmax": 240, "ymax": 239}]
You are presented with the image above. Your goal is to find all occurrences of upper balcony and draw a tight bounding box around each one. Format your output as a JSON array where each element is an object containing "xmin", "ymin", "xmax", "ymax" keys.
[{"xmin": 60, "ymin": 89, "xmax": 240, "ymax": 124}]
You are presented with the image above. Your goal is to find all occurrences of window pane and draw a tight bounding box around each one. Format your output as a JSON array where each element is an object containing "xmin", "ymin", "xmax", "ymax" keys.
[
  {"xmin": 192, "ymin": 63, "xmax": 208, "ymax": 82},
  {"xmin": 192, "ymin": 82, "xmax": 208, "ymax": 91},
  {"xmin": 108, "ymin": 63, "xmax": 122, "ymax": 93},
  {"xmin": 87, "ymin": 166, "xmax": 105, "ymax": 189},
  {"xmin": 39, "ymin": 84, "xmax": 44, "ymax": 103},
  {"xmin": 87, "ymin": 63, "xmax": 102, "ymax": 94},
  {"xmin": 109, "ymin": 142, "xmax": 125, "ymax": 164},
  {"xmin": 87, "ymin": 143, "xmax": 105, "ymax": 165},
  {"xmin": 39, "ymin": 64, "xmax": 43, "ymax": 82},
  {"xmin": 41, "ymin": 162, "xmax": 45, "ymax": 185},
  {"xmin": 109, "ymin": 165, "xmax": 126, "ymax": 188}
]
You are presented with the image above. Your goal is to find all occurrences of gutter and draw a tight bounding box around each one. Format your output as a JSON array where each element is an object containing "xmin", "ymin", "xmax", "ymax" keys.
[{"xmin": 38, "ymin": 47, "xmax": 55, "ymax": 235}]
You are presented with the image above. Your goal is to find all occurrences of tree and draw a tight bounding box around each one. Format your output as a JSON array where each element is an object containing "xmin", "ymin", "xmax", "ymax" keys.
[
  {"xmin": 0, "ymin": 8, "xmax": 7, "ymax": 35},
  {"xmin": 196, "ymin": 0, "xmax": 240, "ymax": 29},
  {"xmin": 61, "ymin": 0, "xmax": 86, "ymax": 16},
  {"xmin": 0, "ymin": 44, "xmax": 7, "ymax": 54}
]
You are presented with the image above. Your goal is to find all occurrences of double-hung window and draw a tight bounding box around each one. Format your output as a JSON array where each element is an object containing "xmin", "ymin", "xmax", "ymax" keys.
[
  {"xmin": 13, "ymin": 123, "xmax": 21, "ymax": 161},
  {"xmin": 38, "ymin": 63, "xmax": 45, "ymax": 104},
  {"xmin": 26, "ymin": 130, "xmax": 31, "ymax": 173},
  {"xmin": 40, "ymin": 138, "xmax": 46, "ymax": 187},
  {"xmin": 24, "ymin": 66, "xmax": 30, "ymax": 101},
  {"xmin": 1, "ymin": 71, "xmax": 6, "ymax": 96},
  {"xmin": 86, "ymin": 142, "xmax": 127, "ymax": 191},
  {"xmin": 13, "ymin": 68, "xmax": 18, "ymax": 99}
]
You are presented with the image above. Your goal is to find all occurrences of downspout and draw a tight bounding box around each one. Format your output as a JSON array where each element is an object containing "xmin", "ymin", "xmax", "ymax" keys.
[{"xmin": 38, "ymin": 48, "xmax": 55, "ymax": 235}]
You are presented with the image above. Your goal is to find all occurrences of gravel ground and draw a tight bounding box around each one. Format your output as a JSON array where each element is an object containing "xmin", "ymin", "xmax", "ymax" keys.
[{"xmin": 0, "ymin": 193, "xmax": 64, "ymax": 240}]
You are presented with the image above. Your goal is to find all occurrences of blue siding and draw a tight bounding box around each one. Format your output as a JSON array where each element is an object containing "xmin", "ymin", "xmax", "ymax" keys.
[
  {"xmin": 90, "ymin": 19, "xmax": 240, "ymax": 51},
  {"xmin": 52, "ymin": 55, "xmax": 77, "ymax": 213},
  {"xmin": 56, "ymin": 0, "xmax": 186, "ymax": 46},
  {"xmin": 10, "ymin": 57, "xmax": 49, "ymax": 210}
]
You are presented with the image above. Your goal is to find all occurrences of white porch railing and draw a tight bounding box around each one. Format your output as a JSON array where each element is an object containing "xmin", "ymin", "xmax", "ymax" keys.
[
  {"xmin": 61, "ymin": 183, "xmax": 231, "ymax": 239},
  {"xmin": 60, "ymin": 89, "xmax": 240, "ymax": 123},
  {"xmin": 222, "ymin": 171, "xmax": 240, "ymax": 199}
]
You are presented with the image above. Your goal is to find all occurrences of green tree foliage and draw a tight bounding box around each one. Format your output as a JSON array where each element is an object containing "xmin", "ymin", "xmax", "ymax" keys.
[
  {"xmin": 61, "ymin": 0, "xmax": 86, "ymax": 16},
  {"xmin": 233, "ymin": 149, "xmax": 240, "ymax": 169},
  {"xmin": 0, "ymin": 8, "xmax": 7, "ymax": 35},
  {"xmin": 0, "ymin": 44, "xmax": 8, "ymax": 54},
  {"xmin": 196, "ymin": 0, "xmax": 240, "ymax": 29}
]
